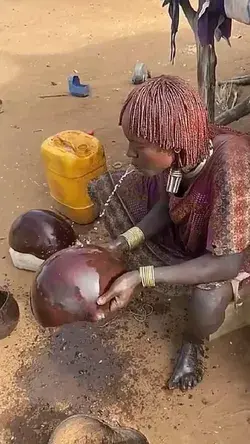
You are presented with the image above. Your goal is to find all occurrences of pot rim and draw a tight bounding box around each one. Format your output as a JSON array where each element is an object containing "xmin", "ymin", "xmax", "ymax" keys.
[
  {"xmin": 48, "ymin": 414, "xmax": 149, "ymax": 444},
  {"xmin": 48, "ymin": 415, "xmax": 98, "ymax": 443},
  {"xmin": 0, "ymin": 290, "xmax": 11, "ymax": 312}
]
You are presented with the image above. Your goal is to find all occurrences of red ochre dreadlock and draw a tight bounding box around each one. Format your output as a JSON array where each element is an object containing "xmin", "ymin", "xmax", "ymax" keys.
[{"xmin": 119, "ymin": 75, "xmax": 210, "ymax": 168}]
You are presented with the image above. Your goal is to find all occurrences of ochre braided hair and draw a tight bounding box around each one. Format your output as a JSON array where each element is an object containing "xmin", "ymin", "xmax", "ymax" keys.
[{"xmin": 119, "ymin": 75, "xmax": 241, "ymax": 168}]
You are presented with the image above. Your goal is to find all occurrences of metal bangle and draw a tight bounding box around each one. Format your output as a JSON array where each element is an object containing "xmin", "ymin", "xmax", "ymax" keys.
[
  {"xmin": 120, "ymin": 227, "xmax": 145, "ymax": 250},
  {"xmin": 139, "ymin": 266, "xmax": 156, "ymax": 288}
]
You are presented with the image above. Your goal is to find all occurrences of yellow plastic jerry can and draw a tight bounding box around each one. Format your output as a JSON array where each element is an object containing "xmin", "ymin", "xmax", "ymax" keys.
[{"xmin": 41, "ymin": 130, "xmax": 107, "ymax": 224}]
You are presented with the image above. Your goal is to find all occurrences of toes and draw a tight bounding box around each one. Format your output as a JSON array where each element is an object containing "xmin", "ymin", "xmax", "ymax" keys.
[
  {"xmin": 168, "ymin": 372, "xmax": 202, "ymax": 391},
  {"xmin": 192, "ymin": 377, "xmax": 199, "ymax": 388},
  {"xmin": 167, "ymin": 377, "xmax": 178, "ymax": 390},
  {"xmin": 167, "ymin": 341, "xmax": 205, "ymax": 392},
  {"xmin": 180, "ymin": 374, "xmax": 192, "ymax": 391},
  {"xmin": 168, "ymin": 373, "xmax": 196, "ymax": 391},
  {"xmin": 197, "ymin": 372, "xmax": 203, "ymax": 383},
  {"xmin": 180, "ymin": 374, "xmax": 199, "ymax": 391},
  {"xmin": 167, "ymin": 372, "xmax": 181, "ymax": 390}
]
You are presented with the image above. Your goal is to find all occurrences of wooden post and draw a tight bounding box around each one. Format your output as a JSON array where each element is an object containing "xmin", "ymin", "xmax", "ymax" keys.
[
  {"xmin": 179, "ymin": 0, "xmax": 217, "ymax": 122},
  {"xmin": 196, "ymin": 43, "xmax": 217, "ymax": 123}
]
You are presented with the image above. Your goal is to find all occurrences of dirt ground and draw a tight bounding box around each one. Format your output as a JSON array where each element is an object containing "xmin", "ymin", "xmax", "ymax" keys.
[{"xmin": 1, "ymin": 1, "xmax": 250, "ymax": 443}]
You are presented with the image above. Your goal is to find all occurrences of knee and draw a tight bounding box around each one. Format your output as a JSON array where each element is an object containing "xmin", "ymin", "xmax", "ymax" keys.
[{"xmin": 189, "ymin": 284, "xmax": 233, "ymax": 338}]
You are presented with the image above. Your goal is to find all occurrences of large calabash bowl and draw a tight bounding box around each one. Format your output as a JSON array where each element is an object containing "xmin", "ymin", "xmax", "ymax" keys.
[
  {"xmin": 9, "ymin": 209, "xmax": 78, "ymax": 272},
  {"xmin": 30, "ymin": 246, "xmax": 126, "ymax": 327},
  {"xmin": 48, "ymin": 414, "xmax": 149, "ymax": 444}
]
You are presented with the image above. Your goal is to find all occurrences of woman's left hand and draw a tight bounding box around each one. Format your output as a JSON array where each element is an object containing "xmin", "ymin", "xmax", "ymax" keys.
[{"xmin": 96, "ymin": 271, "xmax": 141, "ymax": 319}]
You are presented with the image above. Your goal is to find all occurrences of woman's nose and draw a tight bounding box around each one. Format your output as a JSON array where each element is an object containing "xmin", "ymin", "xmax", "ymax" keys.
[{"xmin": 127, "ymin": 144, "xmax": 137, "ymax": 159}]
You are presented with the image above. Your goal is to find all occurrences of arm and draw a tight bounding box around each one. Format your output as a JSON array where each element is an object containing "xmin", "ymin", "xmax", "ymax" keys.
[
  {"xmin": 136, "ymin": 197, "xmax": 170, "ymax": 239},
  {"xmin": 108, "ymin": 195, "xmax": 170, "ymax": 253},
  {"xmin": 153, "ymin": 251, "xmax": 243, "ymax": 286},
  {"xmin": 96, "ymin": 252, "xmax": 243, "ymax": 317}
]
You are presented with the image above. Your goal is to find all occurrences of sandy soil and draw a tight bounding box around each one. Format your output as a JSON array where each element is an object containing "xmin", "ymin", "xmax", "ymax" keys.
[{"xmin": 1, "ymin": 1, "xmax": 250, "ymax": 443}]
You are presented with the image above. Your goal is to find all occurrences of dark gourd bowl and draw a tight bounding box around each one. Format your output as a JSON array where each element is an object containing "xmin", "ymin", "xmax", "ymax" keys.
[
  {"xmin": 30, "ymin": 245, "xmax": 126, "ymax": 327},
  {"xmin": 9, "ymin": 209, "xmax": 78, "ymax": 272},
  {"xmin": 0, "ymin": 290, "xmax": 20, "ymax": 339}
]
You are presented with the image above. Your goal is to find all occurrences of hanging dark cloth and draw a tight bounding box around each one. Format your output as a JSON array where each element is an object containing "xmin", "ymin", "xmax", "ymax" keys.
[{"xmin": 162, "ymin": 0, "xmax": 232, "ymax": 63}]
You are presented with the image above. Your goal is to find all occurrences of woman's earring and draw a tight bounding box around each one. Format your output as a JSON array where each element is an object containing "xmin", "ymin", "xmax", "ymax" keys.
[{"xmin": 166, "ymin": 168, "xmax": 182, "ymax": 194}]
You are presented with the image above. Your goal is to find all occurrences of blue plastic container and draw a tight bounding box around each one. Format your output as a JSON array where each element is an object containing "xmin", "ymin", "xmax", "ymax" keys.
[{"xmin": 68, "ymin": 75, "xmax": 90, "ymax": 97}]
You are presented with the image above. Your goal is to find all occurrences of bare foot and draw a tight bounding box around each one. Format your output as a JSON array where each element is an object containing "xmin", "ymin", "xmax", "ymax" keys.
[{"xmin": 168, "ymin": 342, "xmax": 204, "ymax": 391}]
